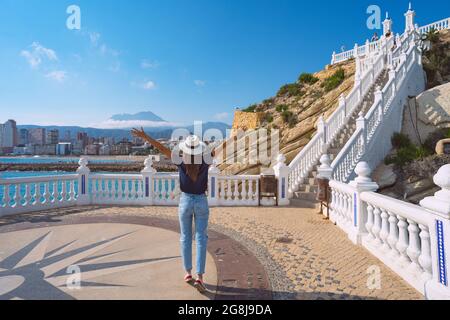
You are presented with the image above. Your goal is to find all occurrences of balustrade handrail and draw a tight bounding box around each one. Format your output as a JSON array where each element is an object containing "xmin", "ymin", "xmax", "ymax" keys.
[
  {"xmin": 217, "ymin": 175, "xmax": 260, "ymax": 180},
  {"xmin": 419, "ymin": 17, "xmax": 450, "ymax": 33},
  {"xmin": 90, "ymin": 173, "xmax": 142, "ymax": 179},
  {"xmin": 288, "ymin": 131, "xmax": 323, "ymax": 169},
  {"xmin": 329, "ymin": 180, "xmax": 355, "ymax": 195},
  {"xmin": 360, "ymin": 191, "xmax": 432, "ymax": 226},
  {"xmin": 0, "ymin": 174, "xmax": 79, "ymax": 184},
  {"xmin": 332, "ymin": 37, "xmax": 384, "ymax": 65}
]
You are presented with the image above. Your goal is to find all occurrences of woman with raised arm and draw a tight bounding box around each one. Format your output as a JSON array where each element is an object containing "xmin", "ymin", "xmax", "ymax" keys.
[{"xmin": 131, "ymin": 127, "xmax": 216, "ymax": 294}]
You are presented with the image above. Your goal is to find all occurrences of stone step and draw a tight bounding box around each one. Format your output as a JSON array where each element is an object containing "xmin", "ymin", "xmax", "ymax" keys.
[
  {"xmin": 293, "ymin": 191, "xmax": 317, "ymax": 201},
  {"xmin": 298, "ymin": 184, "xmax": 318, "ymax": 193},
  {"xmin": 289, "ymin": 198, "xmax": 319, "ymax": 209}
]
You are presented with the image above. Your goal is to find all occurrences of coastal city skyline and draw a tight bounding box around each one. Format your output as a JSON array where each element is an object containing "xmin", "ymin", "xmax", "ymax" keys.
[
  {"xmin": 0, "ymin": 118, "xmax": 151, "ymax": 156},
  {"xmin": 1, "ymin": 0, "xmax": 447, "ymax": 128}
]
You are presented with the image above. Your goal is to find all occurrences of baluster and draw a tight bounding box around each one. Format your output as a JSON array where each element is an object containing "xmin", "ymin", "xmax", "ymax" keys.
[
  {"xmin": 162, "ymin": 178, "xmax": 168, "ymax": 201},
  {"xmin": 161, "ymin": 178, "xmax": 168, "ymax": 201},
  {"xmin": 52, "ymin": 181, "xmax": 58, "ymax": 203},
  {"xmin": 379, "ymin": 208, "xmax": 391, "ymax": 251},
  {"xmin": 123, "ymin": 179, "xmax": 130, "ymax": 200},
  {"xmin": 342, "ymin": 193, "xmax": 348, "ymax": 225},
  {"xmin": 248, "ymin": 179, "xmax": 254, "ymax": 203},
  {"xmin": 226, "ymin": 179, "xmax": 232, "ymax": 203},
  {"xmin": 136, "ymin": 179, "xmax": 143, "ymax": 199},
  {"xmin": 152, "ymin": 178, "xmax": 158, "ymax": 202},
  {"xmin": 70, "ymin": 180, "xmax": 76, "ymax": 201},
  {"xmin": 406, "ymin": 219, "xmax": 422, "ymax": 273},
  {"xmin": 4, "ymin": 184, "xmax": 11, "ymax": 207},
  {"xmin": 372, "ymin": 206, "xmax": 382, "ymax": 247},
  {"xmin": 31, "ymin": 183, "xmax": 38, "ymax": 206},
  {"xmin": 387, "ymin": 212, "xmax": 400, "ymax": 260},
  {"xmin": 396, "ymin": 216, "xmax": 411, "ymax": 265},
  {"xmin": 104, "ymin": 179, "xmax": 110, "ymax": 200},
  {"xmin": 117, "ymin": 179, "xmax": 123, "ymax": 200},
  {"xmin": 92, "ymin": 179, "xmax": 98, "ymax": 200},
  {"xmin": 23, "ymin": 183, "xmax": 31, "ymax": 207},
  {"xmin": 174, "ymin": 179, "xmax": 180, "ymax": 201},
  {"xmin": 418, "ymin": 224, "xmax": 432, "ymax": 281},
  {"xmin": 241, "ymin": 179, "xmax": 248, "ymax": 203},
  {"xmin": 232, "ymin": 179, "xmax": 239, "ymax": 203},
  {"xmin": 170, "ymin": 178, "xmax": 177, "ymax": 201},
  {"xmin": 111, "ymin": 178, "xmax": 117, "ymax": 201},
  {"xmin": 129, "ymin": 179, "xmax": 135, "ymax": 199},
  {"xmin": 43, "ymin": 182, "xmax": 50, "ymax": 205},
  {"xmin": 61, "ymin": 181, "xmax": 67, "ymax": 203},
  {"xmin": 365, "ymin": 203, "xmax": 375, "ymax": 241},
  {"xmin": 36, "ymin": 182, "xmax": 43, "ymax": 205},
  {"xmin": 345, "ymin": 193, "xmax": 352, "ymax": 225},
  {"xmin": 13, "ymin": 184, "xmax": 21, "ymax": 207}
]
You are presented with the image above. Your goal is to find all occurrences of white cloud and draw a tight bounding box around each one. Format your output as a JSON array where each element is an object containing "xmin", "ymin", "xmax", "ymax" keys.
[
  {"xmin": 45, "ymin": 71, "xmax": 67, "ymax": 82},
  {"xmin": 92, "ymin": 119, "xmax": 179, "ymax": 129},
  {"xmin": 141, "ymin": 59, "xmax": 160, "ymax": 69},
  {"xmin": 194, "ymin": 80, "xmax": 206, "ymax": 87},
  {"xmin": 214, "ymin": 112, "xmax": 229, "ymax": 121},
  {"xmin": 20, "ymin": 42, "xmax": 58, "ymax": 69},
  {"xmin": 141, "ymin": 81, "xmax": 156, "ymax": 90}
]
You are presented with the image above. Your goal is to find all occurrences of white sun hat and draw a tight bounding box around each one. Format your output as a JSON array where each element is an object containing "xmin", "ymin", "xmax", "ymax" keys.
[{"xmin": 179, "ymin": 135, "xmax": 207, "ymax": 156}]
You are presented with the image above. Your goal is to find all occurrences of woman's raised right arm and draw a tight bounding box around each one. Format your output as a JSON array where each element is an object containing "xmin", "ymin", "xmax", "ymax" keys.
[{"xmin": 131, "ymin": 127, "xmax": 172, "ymax": 159}]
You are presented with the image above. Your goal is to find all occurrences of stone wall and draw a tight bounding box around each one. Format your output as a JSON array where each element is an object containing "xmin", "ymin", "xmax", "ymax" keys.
[{"xmin": 231, "ymin": 111, "xmax": 265, "ymax": 132}]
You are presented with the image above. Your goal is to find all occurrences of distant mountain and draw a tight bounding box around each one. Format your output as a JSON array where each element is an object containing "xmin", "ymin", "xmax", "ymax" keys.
[{"xmin": 110, "ymin": 111, "xmax": 165, "ymax": 122}]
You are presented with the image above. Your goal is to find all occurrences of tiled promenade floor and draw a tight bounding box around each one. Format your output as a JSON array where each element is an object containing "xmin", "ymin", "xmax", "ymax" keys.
[{"xmin": 0, "ymin": 205, "xmax": 422, "ymax": 300}]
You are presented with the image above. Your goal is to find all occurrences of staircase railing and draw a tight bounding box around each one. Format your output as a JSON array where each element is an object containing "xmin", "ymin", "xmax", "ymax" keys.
[
  {"xmin": 287, "ymin": 36, "xmax": 392, "ymax": 197},
  {"xmin": 419, "ymin": 17, "xmax": 450, "ymax": 34},
  {"xmin": 331, "ymin": 38, "xmax": 384, "ymax": 65},
  {"xmin": 330, "ymin": 30, "xmax": 423, "ymax": 182}
]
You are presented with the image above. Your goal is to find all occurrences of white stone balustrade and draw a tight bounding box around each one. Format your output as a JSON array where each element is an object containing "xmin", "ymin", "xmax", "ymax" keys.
[
  {"xmin": 0, "ymin": 174, "xmax": 79, "ymax": 216},
  {"xmin": 0, "ymin": 155, "xmax": 271, "ymax": 217},
  {"xmin": 330, "ymin": 4, "xmax": 450, "ymax": 66},
  {"xmin": 329, "ymin": 162, "xmax": 450, "ymax": 299}
]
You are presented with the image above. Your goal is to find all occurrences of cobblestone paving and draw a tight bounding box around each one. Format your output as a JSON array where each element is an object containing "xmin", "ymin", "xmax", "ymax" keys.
[{"xmin": 0, "ymin": 205, "xmax": 423, "ymax": 300}]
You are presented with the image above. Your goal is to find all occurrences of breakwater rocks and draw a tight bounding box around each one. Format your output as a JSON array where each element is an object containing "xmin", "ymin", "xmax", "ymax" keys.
[{"xmin": 0, "ymin": 162, "xmax": 178, "ymax": 173}]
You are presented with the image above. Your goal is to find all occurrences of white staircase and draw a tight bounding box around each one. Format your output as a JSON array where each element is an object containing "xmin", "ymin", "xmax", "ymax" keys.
[{"xmin": 287, "ymin": 8, "xmax": 449, "ymax": 207}]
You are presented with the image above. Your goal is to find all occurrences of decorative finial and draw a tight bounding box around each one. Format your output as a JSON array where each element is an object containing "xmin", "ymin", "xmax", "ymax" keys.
[
  {"xmin": 386, "ymin": 12, "xmax": 389, "ymax": 20},
  {"xmin": 354, "ymin": 162, "xmax": 372, "ymax": 183},
  {"xmin": 409, "ymin": 2, "xmax": 412, "ymax": 11},
  {"xmin": 276, "ymin": 153, "xmax": 286, "ymax": 165}
]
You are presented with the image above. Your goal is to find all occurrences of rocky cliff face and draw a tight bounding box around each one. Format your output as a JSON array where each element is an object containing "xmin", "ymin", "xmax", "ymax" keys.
[
  {"xmin": 423, "ymin": 29, "xmax": 450, "ymax": 89},
  {"xmin": 218, "ymin": 61, "xmax": 355, "ymax": 175}
]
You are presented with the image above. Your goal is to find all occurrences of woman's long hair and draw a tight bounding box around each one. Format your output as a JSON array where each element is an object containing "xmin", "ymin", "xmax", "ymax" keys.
[{"xmin": 183, "ymin": 153, "xmax": 201, "ymax": 182}]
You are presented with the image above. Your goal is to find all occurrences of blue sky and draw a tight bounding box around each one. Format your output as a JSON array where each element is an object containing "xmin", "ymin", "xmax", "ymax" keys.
[{"xmin": 0, "ymin": 0, "xmax": 448, "ymax": 127}]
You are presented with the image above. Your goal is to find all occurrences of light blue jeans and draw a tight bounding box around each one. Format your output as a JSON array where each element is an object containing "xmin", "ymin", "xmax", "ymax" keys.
[{"xmin": 178, "ymin": 192, "xmax": 210, "ymax": 275}]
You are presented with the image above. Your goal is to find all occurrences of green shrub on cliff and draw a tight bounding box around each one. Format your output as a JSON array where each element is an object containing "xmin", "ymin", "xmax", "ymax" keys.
[
  {"xmin": 277, "ymin": 83, "xmax": 303, "ymax": 97},
  {"xmin": 242, "ymin": 104, "xmax": 257, "ymax": 113},
  {"xmin": 322, "ymin": 68, "xmax": 345, "ymax": 92},
  {"xmin": 298, "ymin": 73, "xmax": 319, "ymax": 85}
]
